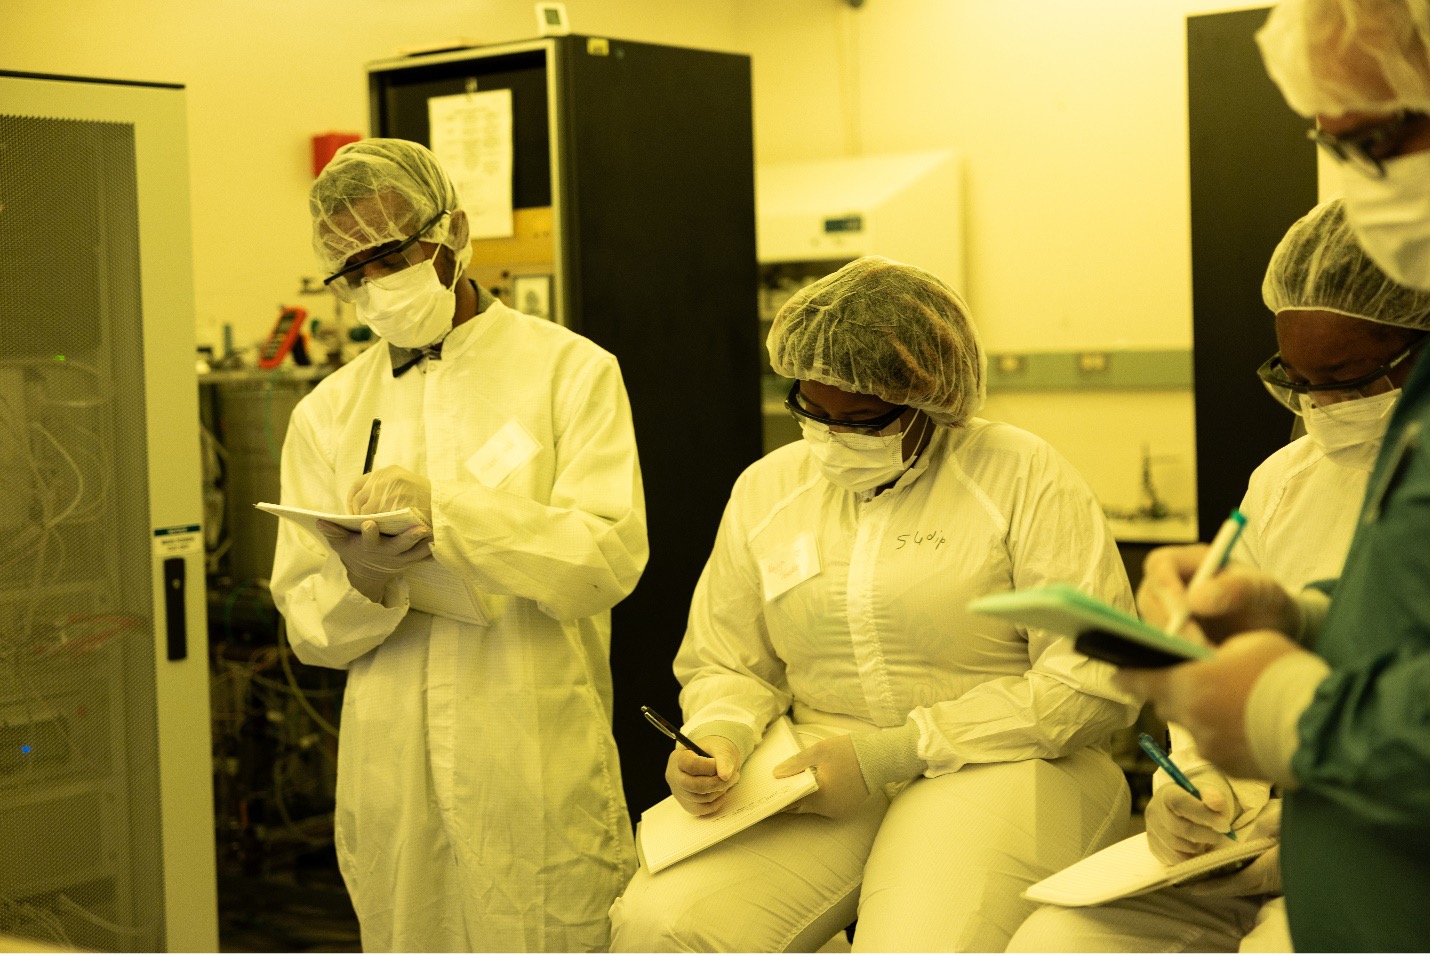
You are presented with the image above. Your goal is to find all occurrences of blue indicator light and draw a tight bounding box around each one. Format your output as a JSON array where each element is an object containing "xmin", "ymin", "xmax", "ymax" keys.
[{"xmin": 20, "ymin": 745, "xmax": 32, "ymax": 755}]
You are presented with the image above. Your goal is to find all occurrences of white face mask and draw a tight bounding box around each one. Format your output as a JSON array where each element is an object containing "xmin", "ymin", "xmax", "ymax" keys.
[
  {"xmin": 1302, "ymin": 389, "xmax": 1399, "ymax": 471},
  {"xmin": 1341, "ymin": 150, "xmax": 1430, "ymax": 290},
  {"xmin": 352, "ymin": 257, "xmax": 455, "ymax": 348},
  {"xmin": 800, "ymin": 413, "xmax": 930, "ymax": 493}
]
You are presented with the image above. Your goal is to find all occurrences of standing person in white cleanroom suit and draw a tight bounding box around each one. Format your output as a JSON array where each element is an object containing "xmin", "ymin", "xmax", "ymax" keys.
[
  {"xmin": 270, "ymin": 139, "xmax": 648, "ymax": 952},
  {"xmin": 609, "ymin": 256, "xmax": 1141, "ymax": 953},
  {"xmin": 1009, "ymin": 198, "xmax": 1429, "ymax": 952}
]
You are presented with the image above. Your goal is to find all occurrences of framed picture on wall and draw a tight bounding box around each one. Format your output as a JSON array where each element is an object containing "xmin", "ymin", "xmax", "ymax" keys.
[{"xmin": 513, "ymin": 274, "xmax": 553, "ymax": 319}]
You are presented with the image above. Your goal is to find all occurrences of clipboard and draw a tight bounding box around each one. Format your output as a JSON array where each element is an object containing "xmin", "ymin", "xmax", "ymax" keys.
[{"xmin": 967, "ymin": 585, "xmax": 1212, "ymax": 669}]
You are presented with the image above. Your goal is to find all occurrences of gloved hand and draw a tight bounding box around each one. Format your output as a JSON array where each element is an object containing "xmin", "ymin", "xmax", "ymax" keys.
[
  {"xmin": 1145, "ymin": 768, "xmax": 1239, "ymax": 864},
  {"xmin": 349, "ymin": 465, "xmax": 433, "ymax": 527},
  {"xmin": 666, "ymin": 736, "xmax": 743, "ymax": 817},
  {"xmin": 318, "ymin": 519, "xmax": 433, "ymax": 603},
  {"xmin": 1136, "ymin": 545, "xmax": 1300, "ymax": 644},
  {"xmin": 1187, "ymin": 799, "xmax": 1283, "ymax": 897},
  {"xmin": 776, "ymin": 734, "xmax": 871, "ymax": 819}
]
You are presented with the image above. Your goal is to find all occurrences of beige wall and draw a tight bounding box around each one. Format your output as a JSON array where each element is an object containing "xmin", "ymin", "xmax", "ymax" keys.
[{"xmin": 0, "ymin": 0, "xmax": 742, "ymax": 352}]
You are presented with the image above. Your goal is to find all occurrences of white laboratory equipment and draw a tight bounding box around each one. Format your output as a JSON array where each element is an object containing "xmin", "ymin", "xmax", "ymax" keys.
[{"xmin": 0, "ymin": 71, "xmax": 218, "ymax": 951}]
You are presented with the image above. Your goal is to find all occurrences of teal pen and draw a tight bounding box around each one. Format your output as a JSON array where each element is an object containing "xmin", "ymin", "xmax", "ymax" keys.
[
  {"xmin": 1164, "ymin": 509, "xmax": 1247, "ymax": 637},
  {"xmin": 1138, "ymin": 733, "xmax": 1238, "ymax": 840}
]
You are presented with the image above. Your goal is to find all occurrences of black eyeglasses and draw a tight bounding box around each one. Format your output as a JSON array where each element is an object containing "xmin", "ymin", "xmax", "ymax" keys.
[
  {"xmin": 1307, "ymin": 112, "xmax": 1422, "ymax": 179},
  {"xmin": 322, "ymin": 211, "xmax": 447, "ymax": 299},
  {"xmin": 1257, "ymin": 334, "xmax": 1426, "ymax": 414},
  {"xmin": 784, "ymin": 381, "xmax": 909, "ymax": 433}
]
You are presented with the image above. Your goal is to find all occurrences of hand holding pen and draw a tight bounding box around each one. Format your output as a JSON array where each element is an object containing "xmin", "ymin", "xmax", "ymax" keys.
[
  {"xmin": 1139, "ymin": 733, "xmax": 1239, "ymax": 846},
  {"xmin": 1138, "ymin": 512, "xmax": 1302, "ymax": 646},
  {"xmin": 1162, "ymin": 510, "xmax": 1246, "ymax": 638},
  {"xmin": 644, "ymin": 706, "xmax": 745, "ymax": 817}
]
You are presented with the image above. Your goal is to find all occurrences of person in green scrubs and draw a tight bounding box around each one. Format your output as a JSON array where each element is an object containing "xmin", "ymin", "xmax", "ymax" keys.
[{"xmin": 1119, "ymin": 2, "xmax": 1430, "ymax": 950}]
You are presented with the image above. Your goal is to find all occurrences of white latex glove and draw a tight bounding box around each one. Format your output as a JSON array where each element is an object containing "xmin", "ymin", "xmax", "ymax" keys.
[
  {"xmin": 317, "ymin": 519, "xmax": 432, "ymax": 603},
  {"xmin": 1188, "ymin": 799, "xmax": 1283, "ymax": 898},
  {"xmin": 775, "ymin": 735, "xmax": 871, "ymax": 819},
  {"xmin": 349, "ymin": 465, "xmax": 433, "ymax": 526},
  {"xmin": 666, "ymin": 736, "xmax": 743, "ymax": 817},
  {"xmin": 1145, "ymin": 768, "xmax": 1239, "ymax": 864}
]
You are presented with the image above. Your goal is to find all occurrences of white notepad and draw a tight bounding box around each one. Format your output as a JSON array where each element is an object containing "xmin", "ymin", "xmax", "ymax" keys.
[
  {"xmin": 1024, "ymin": 830, "xmax": 1278, "ymax": 907},
  {"xmin": 637, "ymin": 717, "xmax": 819, "ymax": 874},
  {"xmin": 257, "ymin": 502, "xmax": 491, "ymax": 626}
]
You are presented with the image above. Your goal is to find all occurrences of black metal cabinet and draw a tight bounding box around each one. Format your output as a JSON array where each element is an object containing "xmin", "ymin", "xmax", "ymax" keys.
[
  {"xmin": 369, "ymin": 36, "xmax": 762, "ymax": 820},
  {"xmin": 1187, "ymin": 9, "xmax": 1315, "ymax": 538}
]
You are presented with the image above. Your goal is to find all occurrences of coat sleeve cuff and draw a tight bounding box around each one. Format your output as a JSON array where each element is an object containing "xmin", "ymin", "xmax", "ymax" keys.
[
  {"xmin": 1247, "ymin": 650, "xmax": 1332, "ymax": 789},
  {"xmin": 852, "ymin": 720, "xmax": 927, "ymax": 794},
  {"xmin": 683, "ymin": 720, "xmax": 758, "ymax": 764},
  {"xmin": 1294, "ymin": 588, "xmax": 1333, "ymax": 648}
]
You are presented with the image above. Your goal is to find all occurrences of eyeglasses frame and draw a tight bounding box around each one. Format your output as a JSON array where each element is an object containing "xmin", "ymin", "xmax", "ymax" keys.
[
  {"xmin": 1307, "ymin": 111, "xmax": 1422, "ymax": 179},
  {"xmin": 1257, "ymin": 333, "xmax": 1428, "ymax": 412},
  {"xmin": 322, "ymin": 210, "xmax": 448, "ymax": 291},
  {"xmin": 784, "ymin": 381, "xmax": 910, "ymax": 433}
]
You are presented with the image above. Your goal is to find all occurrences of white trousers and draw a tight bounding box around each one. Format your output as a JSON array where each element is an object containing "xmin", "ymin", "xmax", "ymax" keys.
[
  {"xmin": 1006, "ymin": 892, "xmax": 1291, "ymax": 953},
  {"xmin": 610, "ymin": 719, "xmax": 1130, "ymax": 953}
]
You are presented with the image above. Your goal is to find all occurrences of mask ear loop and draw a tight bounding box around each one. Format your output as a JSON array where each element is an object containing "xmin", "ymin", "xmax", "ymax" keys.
[{"xmin": 903, "ymin": 410, "xmax": 935, "ymax": 466}]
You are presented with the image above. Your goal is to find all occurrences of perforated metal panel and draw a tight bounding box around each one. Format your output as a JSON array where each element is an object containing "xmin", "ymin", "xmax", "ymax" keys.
[{"xmin": 0, "ymin": 111, "xmax": 166, "ymax": 951}]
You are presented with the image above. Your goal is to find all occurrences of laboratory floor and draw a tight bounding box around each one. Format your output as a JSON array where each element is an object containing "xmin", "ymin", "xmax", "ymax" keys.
[{"xmin": 217, "ymin": 864, "xmax": 359, "ymax": 953}]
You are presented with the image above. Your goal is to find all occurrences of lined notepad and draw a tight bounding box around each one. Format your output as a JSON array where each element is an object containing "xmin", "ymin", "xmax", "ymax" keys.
[
  {"xmin": 637, "ymin": 717, "xmax": 818, "ymax": 874},
  {"xmin": 1025, "ymin": 831, "xmax": 1278, "ymax": 907},
  {"xmin": 257, "ymin": 502, "xmax": 490, "ymax": 626}
]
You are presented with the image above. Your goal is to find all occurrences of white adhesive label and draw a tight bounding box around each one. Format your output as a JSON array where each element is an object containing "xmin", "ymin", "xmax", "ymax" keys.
[
  {"xmin": 466, "ymin": 419, "xmax": 541, "ymax": 488},
  {"xmin": 760, "ymin": 531, "xmax": 822, "ymax": 602}
]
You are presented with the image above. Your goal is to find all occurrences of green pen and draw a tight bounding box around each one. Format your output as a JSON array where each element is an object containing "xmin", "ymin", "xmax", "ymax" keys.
[{"xmin": 1138, "ymin": 733, "xmax": 1238, "ymax": 840}]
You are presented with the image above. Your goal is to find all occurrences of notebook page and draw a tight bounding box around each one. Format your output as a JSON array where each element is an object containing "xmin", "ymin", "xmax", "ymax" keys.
[
  {"xmin": 256, "ymin": 502, "xmax": 425, "ymax": 540},
  {"xmin": 257, "ymin": 502, "xmax": 489, "ymax": 626},
  {"xmin": 1026, "ymin": 832, "xmax": 1279, "ymax": 907},
  {"xmin": 638, "ymin": 717, "xmax": 818, "ymax": 874}
]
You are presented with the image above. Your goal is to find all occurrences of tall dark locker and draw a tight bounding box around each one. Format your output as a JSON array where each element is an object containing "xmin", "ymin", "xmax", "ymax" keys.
[
  {"xmin": 368, "ymin": 37, "xmax": 762, "ymax": 820},
  {"xmin": 1187, "ymin": 9, "xmax": 1317, "ymax": 540}
]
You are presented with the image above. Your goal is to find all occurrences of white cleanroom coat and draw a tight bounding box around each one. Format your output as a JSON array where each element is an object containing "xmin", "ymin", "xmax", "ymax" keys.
[
  {"xmin": 611, "ymin": 419, "xmax": 1140, "ymax": 952},
  {"xmin": 271, "ymin": 299, "xmax": 647, "ymax": 952}
]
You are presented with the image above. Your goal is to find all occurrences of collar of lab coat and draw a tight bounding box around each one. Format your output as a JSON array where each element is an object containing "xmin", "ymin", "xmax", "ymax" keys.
[{"xmin": 856, "ymin": 422, "xmax": 948, "ymax": 501}]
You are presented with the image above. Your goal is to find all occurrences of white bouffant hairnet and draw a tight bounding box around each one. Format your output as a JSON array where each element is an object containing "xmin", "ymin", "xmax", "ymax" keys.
[
  {"xmin": 1257, "ymin": 0, "xmax": 1430, "ymax": 116},
  {"xmin": 767, "ymin": 256, "xmax": 986, "ymax": 425},
  {"xmin": 1264, "ymin": 197, "xmax": 1430, "ymax": 328},
  {"xmin": 309, "ymin": 138, "xmax": 471, "ymax": 275}
]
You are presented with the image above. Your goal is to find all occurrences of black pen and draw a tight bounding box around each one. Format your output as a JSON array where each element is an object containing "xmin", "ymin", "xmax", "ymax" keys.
[
  {"xmin": 362, "ymin": 418, "xmax": 382, "ymax": 474},
  {"xmin": 641, "ymin": 705, "xmax": 712, "ymax": 758}
]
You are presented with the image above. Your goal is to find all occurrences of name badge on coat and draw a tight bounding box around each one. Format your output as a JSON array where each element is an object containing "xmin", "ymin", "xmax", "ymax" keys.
[
  {"xmin": 467, "ymin": 418, "xmax": 541, "ymax": 488},
  {"xmin": 760, "ymin": 531, "xmax": 822, "ymax": 602}
]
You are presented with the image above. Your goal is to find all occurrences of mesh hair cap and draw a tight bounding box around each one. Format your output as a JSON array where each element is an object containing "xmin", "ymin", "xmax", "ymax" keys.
[
  {"xmin": 767, "ymin": 256, "xmax": 986, "ymax": 425},
  {"xmin": 1257, "ymin": 0, "xmax": 1430, "ymax": 116},
  {"xmin": 1264, "ymin": 197, "xmax": 1430, "ymax": 328},
  {"xmin": 309, "ymin": 138, "xmax": 471, "ymax": 276}
]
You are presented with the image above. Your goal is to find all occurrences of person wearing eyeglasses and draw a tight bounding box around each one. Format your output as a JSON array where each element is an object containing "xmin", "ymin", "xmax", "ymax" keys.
[
  {"xmin": 269, "ymin": 139, "xmax": 648, "ymax": 952},
  {"xmin": 1008, "ymin": 196, "xmax": 1430, "ymax": 953},
  {"xmin": 1119, "ymin": 4, "xmax": 1430, "ymax": 951},
  {"xmin": 609, "ymin": 256, "xmax": 1140, "ymax": 953}
]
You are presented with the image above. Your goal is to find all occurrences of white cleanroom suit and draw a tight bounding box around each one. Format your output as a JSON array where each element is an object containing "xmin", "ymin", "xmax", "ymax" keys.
[
  {"xmin": 610, "ymin": 419, "xmax": 1140, "ymax": 952},
  {"xmin": 271, "ymin": 298, "xmax": 647, "ymax": 952}
]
